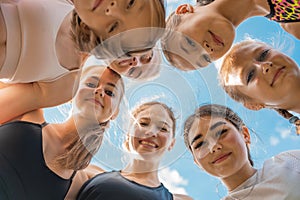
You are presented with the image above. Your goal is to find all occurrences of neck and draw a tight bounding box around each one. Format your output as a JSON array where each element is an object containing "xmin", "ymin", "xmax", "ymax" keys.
[
  {"xmin": 121, "ymin": 159, "xmax": 160, "ymax": 186},
  {"xmin": 210, "ymin": 0, "xmax": 270, "ymax": 26},
  {"xmin": 221, "ymin": 163, "xmax": 256, "ymax": 191}
]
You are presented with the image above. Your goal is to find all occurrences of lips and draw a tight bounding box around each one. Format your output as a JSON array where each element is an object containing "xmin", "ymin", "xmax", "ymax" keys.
[
  {"xmin": 139, "ymin": 140, "xmax": 158, "ymax": 148},
  {"xmin": 271, "ymin": 66, "xmax": 285, "ymax": 86},
  {"xmin": 212, "ymin": 152, "xmax": 231, "ymax": 164},
  {"xmin": 208, "ymin": 31, "xmax": 224, "ymax": 46},
  {"xmin": 87, "ymin": 98, "xmax": 104, "ymax": 108},
  {"xmin": 92, "ymin": 0, "xmax": 104, "ymax": 11}
]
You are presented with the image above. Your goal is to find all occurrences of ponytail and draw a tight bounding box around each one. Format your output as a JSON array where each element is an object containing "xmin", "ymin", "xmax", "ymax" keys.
[{"xmin": 275, "ymin": 109, "xmax": 300, "ymax": 135}]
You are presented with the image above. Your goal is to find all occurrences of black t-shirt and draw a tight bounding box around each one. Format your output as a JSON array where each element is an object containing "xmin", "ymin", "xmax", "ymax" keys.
[
  {"xmin": 77, "ymin": 171, "xmax": 173, "ymax": 200},
  {"xmin": 0, "ymin": 121, "xmax": 73, "ymax": 200}
]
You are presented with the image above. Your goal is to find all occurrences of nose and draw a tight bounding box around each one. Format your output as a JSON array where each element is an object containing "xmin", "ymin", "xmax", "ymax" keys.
[
  {"xmin": 105, "ymin": 1, "xmax": 124, "ymax": 17},
  {"xmin": 94, "ymin": 86, "xmax": 104, "ymax": 97},
  {"xmin": 145, "ymin": 126, "xmax": 158, "ymax": 137},
  {"xmin": 203, "ymin": 41, "xmax": 214, "ymax": 54},
  {"xmin": 208, "ymin": 140, "xmax": 222, "ymax": 153},
  {"xmin": 261, "ymin": 62, "xmax": 272, "ymax": 74}
]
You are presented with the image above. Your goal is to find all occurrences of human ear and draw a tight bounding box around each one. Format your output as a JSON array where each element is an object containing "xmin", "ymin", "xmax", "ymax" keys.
[
  {"xmin": 168, "ymin": 138, "xmax": 176, "ymax": 151},
  {"xmin": 241, "ymin": 126, "xmax": 251, "ymax": 144},
  {"xmin": 243, "ymin": 102, "xmax": 265, "ymax": 111},
  {"xmin": 175, "ymin": 4, "xmax": 194, "ymax": 15}
]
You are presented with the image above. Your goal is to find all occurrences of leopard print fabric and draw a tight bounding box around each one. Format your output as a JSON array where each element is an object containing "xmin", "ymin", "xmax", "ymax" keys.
[{"xmin": 266, "ymin": 0, "xmax": 300, "ymax": 22}]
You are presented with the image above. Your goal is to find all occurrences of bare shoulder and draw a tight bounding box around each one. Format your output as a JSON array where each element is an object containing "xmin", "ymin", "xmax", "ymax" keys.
[
  {"xmin": 173, "ymin": 193, "xmax": 194, "ymax": 200},
  {"xmin": 85, "ymin": 164, "xmax": 106, "ymax": 179}
]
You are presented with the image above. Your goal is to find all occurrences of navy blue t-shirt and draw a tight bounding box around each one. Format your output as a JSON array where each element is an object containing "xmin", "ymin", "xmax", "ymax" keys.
[{"xmin": 77, "ymin": 171, "xmax": 173, "ymax": 200}]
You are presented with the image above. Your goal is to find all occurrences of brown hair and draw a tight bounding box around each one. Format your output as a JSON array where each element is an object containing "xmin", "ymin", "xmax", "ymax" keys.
[
  {"xmin": 183, "ymin": 104, "xmax": 254, "ymax": 166},
  {"xmin": 70, "ymin": 0, "xmax": 165, "ymax": 59},
  {"xmin": 55, "ymin": 67, "xmax": 124, "ymax": 170},
  {"xmin": 131, "ymin": 101, "xmax": 176, "ymax": 137},
  {"xmin": 220, "ymin": 40, "xmax": 300, "ymax": 135}
]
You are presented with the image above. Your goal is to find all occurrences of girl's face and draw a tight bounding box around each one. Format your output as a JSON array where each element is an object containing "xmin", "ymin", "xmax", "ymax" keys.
[
  {"xmin": 74, "ymin": 66, "xmax": 123, "ymax": 123},
  {"xmin": 167, "ymin": 4, "xmax": 235, "ymax": 70},
  {"xmin": 187, "ymin": 116, "xmax": 250, "ymax": 178},
  {"xmin": 110, "ymin": 49, "xmax": 158, "ymax": 79},
  {"xmin": 223, "ymin": 42, "xmax": 300, "ymax": 106},
  {"xmin": 73, "ymin": 0, "xmax": 156, "ymax": 45},
  {"xmin": 128, "ymin": 104, "xmax": 175, "ymax": 158}
]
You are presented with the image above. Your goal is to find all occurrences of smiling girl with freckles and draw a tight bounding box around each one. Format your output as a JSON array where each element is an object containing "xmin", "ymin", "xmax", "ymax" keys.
[
  {"xmin": 184, "ymin": 104, "xmax": 300, "ymax": 200},
  {"xmin": 219, "ymin": 39, "xmax": 300, "ymax": 135},
  {"xmin": 75, "ymin": 101, "xmax": 193, "ymax": 200}
]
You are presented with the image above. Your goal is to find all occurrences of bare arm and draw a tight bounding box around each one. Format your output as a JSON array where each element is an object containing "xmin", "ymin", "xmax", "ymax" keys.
[
  {"xmin": 280, "ymin": 22, "xmax": 300, "ymax": 40},
  {"xmin": 0, "ymin": 0, "xmax": 19, "ymax": 3},
  {"xmin": 0, "ymin": 71, "xmax": 80, "ymax": 124}
]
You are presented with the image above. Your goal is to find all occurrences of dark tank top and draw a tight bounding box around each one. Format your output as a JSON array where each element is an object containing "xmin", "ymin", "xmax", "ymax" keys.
[
  {"xmin": 76, "ymin": 171, "xmax": 173, "ymax": 200},
  {"xmin": 0, "ymin": 121, "xmax": 75, "ymax": 200}
]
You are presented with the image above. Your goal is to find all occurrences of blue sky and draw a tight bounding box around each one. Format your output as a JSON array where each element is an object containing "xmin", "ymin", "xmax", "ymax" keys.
[{"xmin": 44, "ymin": 0, "xmax": 300, "ymax": 199}]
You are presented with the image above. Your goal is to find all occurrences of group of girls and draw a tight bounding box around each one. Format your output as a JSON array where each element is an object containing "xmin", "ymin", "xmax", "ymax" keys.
[{"xmin": 0, "ymin": 0, "xmax": 299, "ymax": 199}]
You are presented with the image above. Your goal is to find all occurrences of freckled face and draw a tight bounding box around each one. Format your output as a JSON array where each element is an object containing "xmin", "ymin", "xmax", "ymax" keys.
[{"xmin": 224, "ymin": 42, "xmax": 300, "ymax": 105}]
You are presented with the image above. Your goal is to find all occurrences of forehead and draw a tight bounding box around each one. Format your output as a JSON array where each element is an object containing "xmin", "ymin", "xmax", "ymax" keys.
[
  {"xmin": 188, "ymin": 116, "xmax": 229, "ymax": 142},
  {"xmin": 135, "ymin": 105, "xmax": 173, "ymax": 124}
]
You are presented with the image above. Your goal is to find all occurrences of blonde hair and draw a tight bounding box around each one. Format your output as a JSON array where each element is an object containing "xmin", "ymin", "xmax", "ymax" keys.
[
  {"xmin": 220, "ymin": 40, "xmax": 300, "ymax": 135},
  {"xmin": 70, "ymin": 0, "xmax": 165, "ymax": 59},
  {"xmin": 55, "ymin": 67, "xmax": 124, "ymax": 170}
]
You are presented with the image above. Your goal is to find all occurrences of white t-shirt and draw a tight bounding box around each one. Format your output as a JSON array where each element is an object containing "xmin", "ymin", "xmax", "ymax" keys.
[{"xmin": 223, "ymin": 150, "xmax": 300, "ymax": 200}]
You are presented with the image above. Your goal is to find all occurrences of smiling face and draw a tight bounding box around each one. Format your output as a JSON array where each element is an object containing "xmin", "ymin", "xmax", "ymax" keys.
[
  {"xmin": 74, "ymin": 66, "xmax": 124, "ymax": 123},
  {"xmin": 127, "ymin": 103, "xmax": 175, "ymax": 159},
  {"xmin": 221, "ymin": 41, "xmax": 300, "ymax": 107},
  {"xmin": 163, "ymin": 4, "xmax": 235, "ymax": 70},
  {"xmin": 187, "ymin": 116, "xmax": 250, "ymax": 178}
]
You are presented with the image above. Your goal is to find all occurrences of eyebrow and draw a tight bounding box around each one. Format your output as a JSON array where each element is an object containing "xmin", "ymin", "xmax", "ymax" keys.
[
  {"xmin": 209, "ymin": 121, "xmax": 226, "ymax": 131},
  {"xmin": 179, "ymin": 42, "xmax": 189, "ymax": 54},
  {"xmin": 191, "ymin": 134, "xmax": 202, "ymax": 145},
  {"xmin": 90, "ymin": 76, "xmax": 117, "ymax": 89},
  {"xmin": 126, "ymin": 48, "xmax": 153, "ymax": 56}
]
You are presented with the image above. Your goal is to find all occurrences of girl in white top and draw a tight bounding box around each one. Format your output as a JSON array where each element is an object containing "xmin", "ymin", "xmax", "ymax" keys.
[
  {"xmin": 0, "ymin": 0, "xmax": 165, "ymax": 123},
  {"xmin": 184, "ymin": 104, "xmax": 300, "ymax": 200}
]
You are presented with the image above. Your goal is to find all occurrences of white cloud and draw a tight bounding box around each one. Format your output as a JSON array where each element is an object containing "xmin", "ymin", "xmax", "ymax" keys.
[
  {"xmin": 269, "ymin": 136, "xmax": 279, "ymax": 146},
  {"xmin": 275, "ymin": 127, "xmax": 293, "ymax": 139},
  {"xmin": 159, "ymin": 167, "xmax": 188, "ymax": 195}
]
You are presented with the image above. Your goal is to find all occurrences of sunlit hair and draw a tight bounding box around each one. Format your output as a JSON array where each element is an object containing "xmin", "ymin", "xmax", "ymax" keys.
[
  {"xmin": 54, "ymin": 67, "xmax": 124, "ymax": 170},
  {"xmin": 131, "ymin": 101, "xmax": 176, "ymax": 137},
  {"xmin": 70, "ymin": 0, "xmax": 165, "ymax": 59},
  {"xmin": 219, "ymin": 40, "xmax": 300, "ymax": 134},
  {"xmin": 183, "ymin": 104, "xmax": 254, "ymax": 166},
  {"xmin": 161, "ymin": 11, "xmax": 182, "ymax": 66}
]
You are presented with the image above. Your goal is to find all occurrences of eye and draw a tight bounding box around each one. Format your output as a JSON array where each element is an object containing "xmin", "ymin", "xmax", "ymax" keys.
[
  {"xmin": 105, "ymin": 90, "xmax": 115, "ymax": 97},
  {"xmin": 215, "ymin": 129, "xmax": 228, "ymax": 138},
  {"xmin": 257, "ymin": 49, "xmax": 270, "ymax": 62},
  {"xmin": 185, "ymin": 36, "xmax": 196, "ymax": 47},
  {"xmin": 159, "ymin": 126, "xmax": 168, "ymax": 132},
  {"xmin": 140, "ymin": 54, "xmax": 153, "ymax": 64},
  {"xmin": 203, "ymin": 54, "xmax": 211, "ymax": 63},
  {"xmin": 246, "ymin": 69, "xmax": 255, "ymax": 85},
  {"xmin": 194, "ymin": 141, "xmax": 205, "ymax": 150},
  {"xmin": 139, "ymin": 121, "xmax": 149, "ymax": 127},
  {"xmin": 108, "ymin": 22, "xmax": 119, "ymax": 33},
  {"xmin": 127, "ymin": 0, "xmax": 135, "ymax": 9},
  {"xmin": 86, "ymin": 82, "xmax": 97, "ymax": 88}
]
